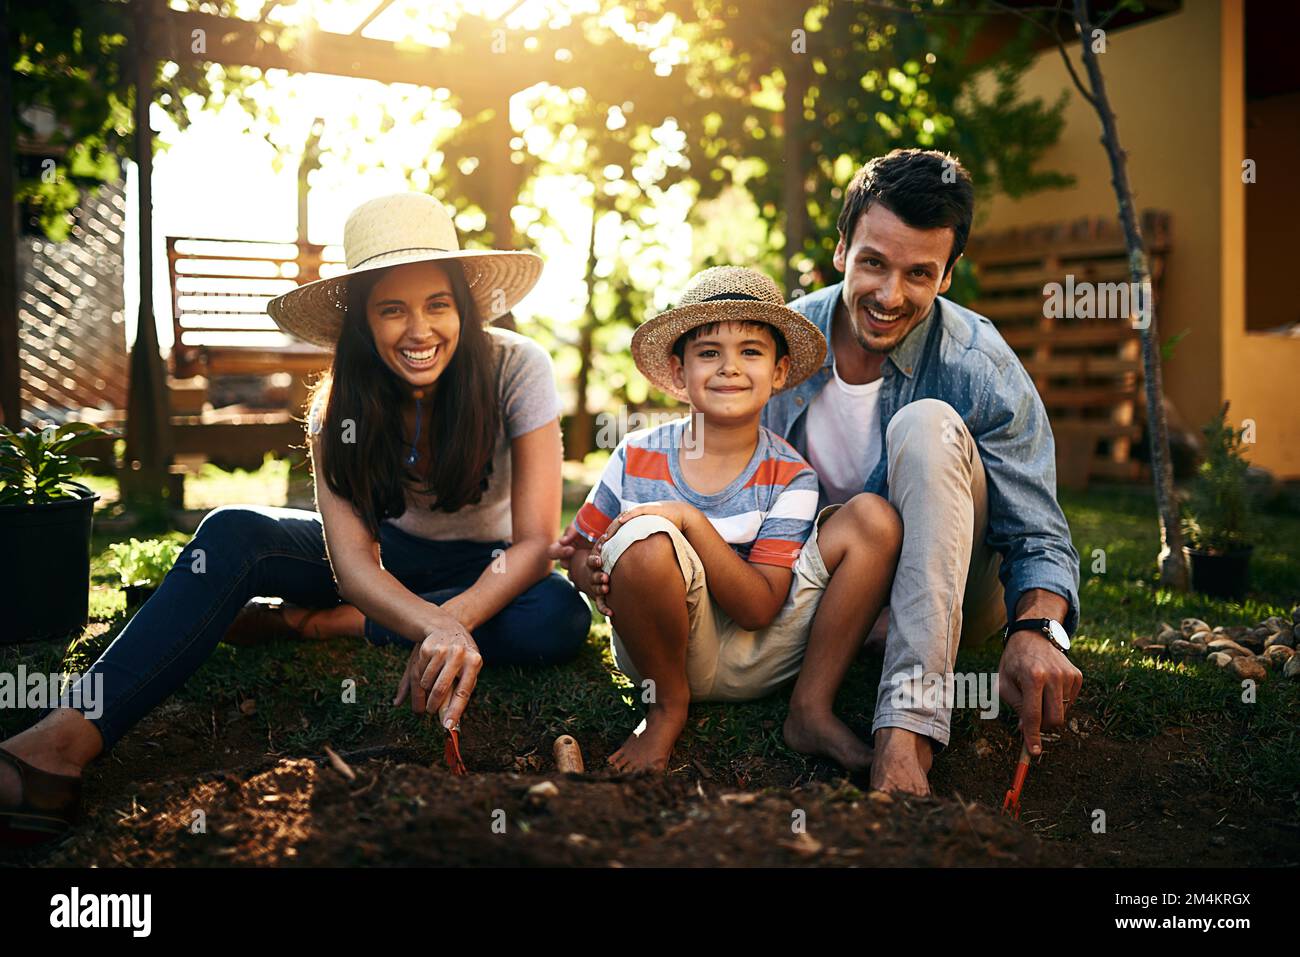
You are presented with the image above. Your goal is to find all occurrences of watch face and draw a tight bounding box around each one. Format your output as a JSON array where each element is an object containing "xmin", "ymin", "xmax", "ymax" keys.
[{"xmin": 1047, "ymin": 619, "xmax": 1071, "ymax": 651}]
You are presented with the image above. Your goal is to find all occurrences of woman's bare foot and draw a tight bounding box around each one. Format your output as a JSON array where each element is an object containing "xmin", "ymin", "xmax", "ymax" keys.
[
  {"xmin": 608, "ymin": 704, "xmax": 688, "ymax": 773},
  {"xmin": 869, "ymin": 726, "xmax": 934, "ymax": 795},
  {"xmin": 282, "ymin": 603, "xmax": 364, "ymax": 639},
  {"xmin": 783, "ymin": 707, "xmax": 874, "ymax": 771}
]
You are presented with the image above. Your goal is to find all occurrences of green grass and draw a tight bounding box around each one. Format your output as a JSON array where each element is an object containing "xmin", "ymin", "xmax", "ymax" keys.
[{"xmin": 3, "ymin": 467, "xmax": 1297, "ymax": 809}]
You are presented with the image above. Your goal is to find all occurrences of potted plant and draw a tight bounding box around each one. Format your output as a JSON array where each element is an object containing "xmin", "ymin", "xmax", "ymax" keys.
[
  {"xmin": 108, "ymin": 537, "xmax": 184, "ymax": 607},
  {"xmin": 1181, "ymin": 403, "xmax": 1255, "ymax": 600},
  {"xmin": 0, "ymin": 422, "xmax": 112, "ymax": 642}
]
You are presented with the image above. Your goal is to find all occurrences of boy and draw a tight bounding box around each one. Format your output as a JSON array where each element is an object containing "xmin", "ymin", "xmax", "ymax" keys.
[{"xmin": 551, "ymin": 266, "xmax": 901, "ymax": 772}]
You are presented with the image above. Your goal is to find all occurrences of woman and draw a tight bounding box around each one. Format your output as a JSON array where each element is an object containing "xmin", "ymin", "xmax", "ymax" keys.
[{"xmin": 0, "ymin": 193, "xmax": 591, "ymax": 844}]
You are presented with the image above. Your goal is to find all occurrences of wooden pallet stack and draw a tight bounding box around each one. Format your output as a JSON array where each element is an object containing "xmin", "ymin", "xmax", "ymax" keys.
[{"xmin": 962, "ymin": 210, "xmax": 1170, "ymax": 487}]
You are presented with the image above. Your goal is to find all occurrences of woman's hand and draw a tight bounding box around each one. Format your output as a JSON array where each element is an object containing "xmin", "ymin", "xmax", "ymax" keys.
[
  {"xmin": 393, "ymin": 612, "xmax": 483, "ymax": 728},
  {"xmin": 585, "ymin": 502, "xmax": 697, "ymax": 620}
]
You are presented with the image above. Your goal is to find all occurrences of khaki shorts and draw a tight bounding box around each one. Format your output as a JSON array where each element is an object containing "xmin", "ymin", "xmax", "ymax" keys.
[{"xmin": 600, "ymin": 507, "xmax": 839, "ymax": 702}]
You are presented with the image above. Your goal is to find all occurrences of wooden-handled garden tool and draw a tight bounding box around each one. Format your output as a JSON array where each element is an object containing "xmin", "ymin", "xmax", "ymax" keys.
[
  {"xmin": 1001, "ymin": 742, "xmax": 1031, "ymax": 819},
  {"xmin": 553, "ymin": 734, "xmax": 585, "ymax": 774}
]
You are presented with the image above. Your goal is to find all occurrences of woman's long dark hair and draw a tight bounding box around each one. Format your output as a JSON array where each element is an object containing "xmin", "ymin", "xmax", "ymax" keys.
[{"xmin": 310, "ymin": 259, "xmax": 501, "ymax": 536}]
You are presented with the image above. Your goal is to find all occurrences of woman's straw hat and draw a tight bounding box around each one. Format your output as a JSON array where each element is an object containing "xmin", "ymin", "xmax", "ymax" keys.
[
  {"xmin": 631, "ymin": 266, "xmax": 826, "ymax": 399},
  {"xmin": 267, "ymin": 192, "xmax": 543, "ymax": 347}
]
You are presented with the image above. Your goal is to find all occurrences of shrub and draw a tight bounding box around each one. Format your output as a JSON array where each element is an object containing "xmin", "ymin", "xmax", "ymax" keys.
[
  {"xmin": 1182, "ymin": 402, "xmax": 1253, "ymax": 553},
  {"xmin": 108, "ymin": 537, "xmax": 184, "ymax": 588},
  {"xmin": 0, "ymin": 422, "xmax": 112, "ymax": 506}
]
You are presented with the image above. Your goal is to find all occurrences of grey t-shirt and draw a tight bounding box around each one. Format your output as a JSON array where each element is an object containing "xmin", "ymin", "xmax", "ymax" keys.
[{"xmin": 309, "ymin": 327, "xmax": 561, "ymax": 543}]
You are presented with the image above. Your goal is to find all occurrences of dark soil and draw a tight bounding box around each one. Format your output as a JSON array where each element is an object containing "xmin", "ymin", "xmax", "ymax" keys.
[{"xmin": 13, "ymin": 697, "xmax": 1298, "ymax": 867}]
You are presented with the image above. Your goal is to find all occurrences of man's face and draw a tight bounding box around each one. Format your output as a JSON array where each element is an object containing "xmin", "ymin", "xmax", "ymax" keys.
[
  {"xmin": 669, "ymin": 321, "xmax": 790, "ymax": 422},
  {"xmin": 832, "ymin": 201, "xmax": 956, "ymax": 354}
]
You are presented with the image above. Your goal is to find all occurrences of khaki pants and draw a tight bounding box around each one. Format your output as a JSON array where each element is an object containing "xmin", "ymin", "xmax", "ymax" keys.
[
  {"xmin": 870, "ymin": 398, "xmax": 1006, "ymax": 748},
  {"xmin": 601, "ymin": 512, "xmax": 834, "ymax": 702}
]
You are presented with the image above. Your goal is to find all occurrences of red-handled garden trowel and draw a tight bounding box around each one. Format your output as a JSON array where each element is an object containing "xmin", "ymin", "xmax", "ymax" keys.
[
  {"xmin": 440, "ymin": 703, "xmax": 467, "ymax": 776},
  {"xmin": 1001, "ymin": 742, "xmax": 1031, "ymax": 819}
]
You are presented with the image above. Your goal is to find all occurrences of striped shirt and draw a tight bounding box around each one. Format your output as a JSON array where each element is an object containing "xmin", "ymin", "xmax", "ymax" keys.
[{"xmin": 574, "ymin": 418, "xmax": 820, "ymax": 569}]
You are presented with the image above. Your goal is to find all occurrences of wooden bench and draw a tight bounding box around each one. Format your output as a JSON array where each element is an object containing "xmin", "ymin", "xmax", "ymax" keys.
[
  {"xmin": 165, "ymin": 237, "xmax": 343, "ymax": 465},
  {"xmin": 961, "ymin": 210, "xmax": 1170, "ymax": 488}
]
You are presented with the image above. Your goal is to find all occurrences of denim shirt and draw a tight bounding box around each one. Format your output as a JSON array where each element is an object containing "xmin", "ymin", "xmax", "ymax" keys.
[{"xmin": 762, "ymin": 281, "xmax": 1081, "ymax": 636}]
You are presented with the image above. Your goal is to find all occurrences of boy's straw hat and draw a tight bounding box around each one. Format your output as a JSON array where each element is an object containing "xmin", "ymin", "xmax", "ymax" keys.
[
  {"xmin": 631, "ymin": 266, "xmax": 826, "ymax": 399},
  {"xmin": 267, "ymin": 192, "xmax": 543, "ymax": 347}
]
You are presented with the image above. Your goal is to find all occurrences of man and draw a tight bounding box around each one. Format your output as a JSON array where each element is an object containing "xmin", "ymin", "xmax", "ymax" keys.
[{"xmin": 770, "ymin": 148, "xmax": 1083, "ymax": 795}]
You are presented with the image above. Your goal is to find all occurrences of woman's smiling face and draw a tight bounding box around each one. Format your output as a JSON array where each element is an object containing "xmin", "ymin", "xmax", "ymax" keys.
[{"xmin": 365, "ymin": 261, "xmax": 462, "ymax": 390}]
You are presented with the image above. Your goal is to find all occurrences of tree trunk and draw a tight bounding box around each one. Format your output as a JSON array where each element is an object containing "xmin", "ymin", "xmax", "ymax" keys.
[
  {"xmin": 782, "ymin": 54, "xmax": 811, "ymax": 295},
  {"xmin": 121, "ymin": 0, "xmax": 174, "ymax": 509},
  {"xmin": 1073, "ymin": 0, "xmax": 1187, "ymax": 589},
  {"xmin": 564, "ymin": 189, "xmax": 603, "ymax": 462}
]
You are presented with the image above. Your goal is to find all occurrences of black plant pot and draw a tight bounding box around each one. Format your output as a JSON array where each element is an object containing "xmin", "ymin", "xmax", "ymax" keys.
[
  {"xmin": 1184, "ymin": 544, "xmax": 1253, "ymax": 601},
  {"xmin": 123, "ymin": 583, "xmax": 158, "ymax": 608},
  {"xmin": 0, "ymin": 489, "xmax": 99, "ymax": 643}
]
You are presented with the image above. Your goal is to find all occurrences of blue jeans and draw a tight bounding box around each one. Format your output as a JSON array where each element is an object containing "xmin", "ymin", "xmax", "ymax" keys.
[{"xmin": 67, "ymin": 505, "xmax": 591, "ymax": 751}]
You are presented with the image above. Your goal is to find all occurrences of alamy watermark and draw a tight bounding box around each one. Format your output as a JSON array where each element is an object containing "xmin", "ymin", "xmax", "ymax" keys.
[
  {"xmin": 1043, "ymin": 274, "xmax": 1152, "ymax": 329},
  {"xmin": 888, "ymin": 666, "xmax": 1000, "ymax": 719},
  {"xmin": 0, "ymin": 667, "xmax": 103, "ymax": 720},
  {"xmin": 594, "ymin": 408, "xmax": 704, "ymax": 459}
]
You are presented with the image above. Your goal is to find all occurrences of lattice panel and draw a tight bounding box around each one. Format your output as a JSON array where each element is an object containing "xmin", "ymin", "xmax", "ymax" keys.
[{"xmin": 17, "ymin": 181, "xmax": 130, "ymax": 426}]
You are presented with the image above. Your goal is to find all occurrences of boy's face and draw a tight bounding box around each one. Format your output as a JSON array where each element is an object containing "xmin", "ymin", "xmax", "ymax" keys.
[
  {"xmin": 832, "ymin": 201, "xmax": 955, "ymax": 355},
  {"xmin": 669, "ymin": 321, "xmax": 790, "ymax": 421}
]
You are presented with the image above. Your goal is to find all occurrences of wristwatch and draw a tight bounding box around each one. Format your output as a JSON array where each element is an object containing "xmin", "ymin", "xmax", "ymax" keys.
[{"xmin": 1004, "ymin": 617, "xmax": 1071, "ymax": 656}]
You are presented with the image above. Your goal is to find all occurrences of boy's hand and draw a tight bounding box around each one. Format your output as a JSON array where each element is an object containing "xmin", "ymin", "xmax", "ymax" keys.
[
  {"xmin": 548, "ymin": 523, "xmax": 608, "ymax": 613},
  {"xmin": 593, "ymin": 501, "xmax": 697, "ymax": 551},
  {"xmin": 585, "ymin": 502, "xmax": 698, "ymax": 620},
  {"xmin": 547, "ymin": 522, "xmax": 585, "ymax": 573},
  {"xmin": 584, "ymin": 542, "xmax": 614, "ymax": 618}
]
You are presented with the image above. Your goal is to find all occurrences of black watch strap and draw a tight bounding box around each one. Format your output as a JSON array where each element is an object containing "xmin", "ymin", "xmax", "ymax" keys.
[{"xmin": 1004, "ymin": 618, "xmax": 1069, "ymax": 656}]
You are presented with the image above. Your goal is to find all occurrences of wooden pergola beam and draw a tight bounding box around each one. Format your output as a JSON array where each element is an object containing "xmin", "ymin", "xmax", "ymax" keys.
[{"xmin": 153, "ymin": 7, "xmax": 684, "ymax": 113}]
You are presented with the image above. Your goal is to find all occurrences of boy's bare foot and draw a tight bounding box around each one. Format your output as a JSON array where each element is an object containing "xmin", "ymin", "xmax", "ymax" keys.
[
  {"xmin": 869, "ymin": 726, "xmax": 934, "ymax": 796},
  {"xmin": 608, "ymin": 705, "xmax": 687, "ymax": 773},
  {"xmin": 782, "ymin": 707, "xmax": 874, "ymax": 772}
]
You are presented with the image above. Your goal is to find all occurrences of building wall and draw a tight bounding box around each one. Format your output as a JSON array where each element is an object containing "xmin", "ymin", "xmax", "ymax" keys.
[
  {"xmin": 979, "ymin": 0, "xmax": 1228, "ymax": 463},
  {"xmin": 1220, "ymin": 0, "xmax": 1300, "ymax": 478}
]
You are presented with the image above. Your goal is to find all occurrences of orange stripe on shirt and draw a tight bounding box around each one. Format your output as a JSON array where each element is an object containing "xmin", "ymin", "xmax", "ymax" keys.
[
  {"xmin": 574, "ymin": 502, "xmax": 614, "ymax": 541},
  {"xmin": 745, "ymin": 458, "xmax": 807, "ymax": 490},
  {"xmin": 624, "ymin": 445, "xmax": 672, "ymax": 482},
  {"xmin": 747, "ymin": 538, "xmax": 804, "ymax": 569}
]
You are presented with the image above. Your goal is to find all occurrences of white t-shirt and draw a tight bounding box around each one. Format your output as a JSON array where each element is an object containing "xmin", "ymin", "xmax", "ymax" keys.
[{"xmin": 804, "ymin": 361, "xmax": 884, "ymax": 505}]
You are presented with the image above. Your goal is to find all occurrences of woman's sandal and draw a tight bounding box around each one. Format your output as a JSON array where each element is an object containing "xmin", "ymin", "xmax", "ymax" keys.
[
  {"xmin": 222, "ymin": 600, "xmax": 331, "ymax": 647},
  {"xmin": 0, "ymin": 747, "xmax": 81, "ymax": 847}
]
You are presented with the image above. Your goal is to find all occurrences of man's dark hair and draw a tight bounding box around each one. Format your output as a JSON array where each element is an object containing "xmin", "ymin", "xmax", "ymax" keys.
[
  {"xmin": 836, "ymin": 149, "xmax": 975, "ymax": 277},
  {"xmin": 671, "ymin": 320, "xmax": 788, "ymax": 363}
]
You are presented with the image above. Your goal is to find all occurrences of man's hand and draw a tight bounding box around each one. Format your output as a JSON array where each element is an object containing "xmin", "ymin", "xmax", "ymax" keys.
[{"xmin": 997, "ymin": 630, "xmax": 1082, "ymax": 756}]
